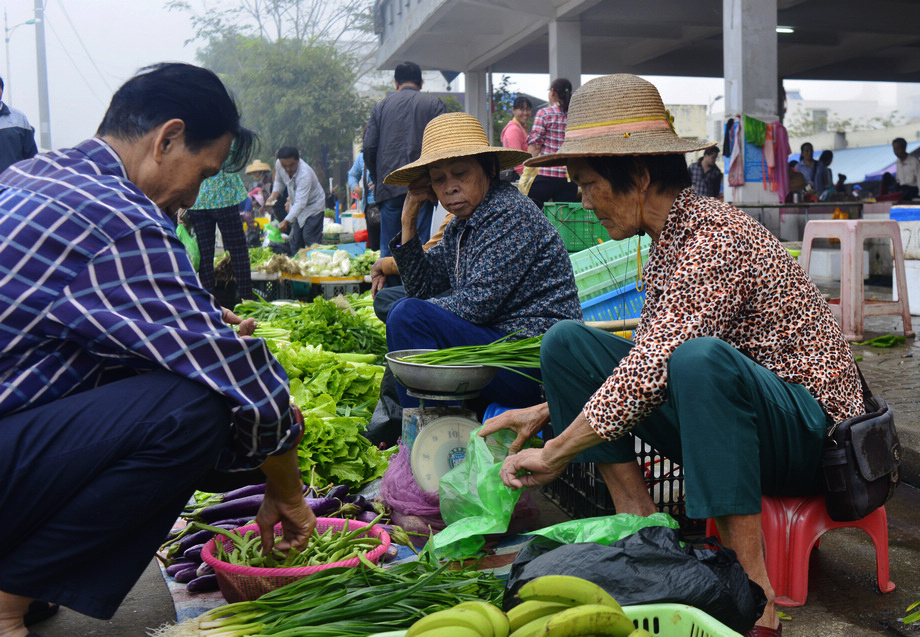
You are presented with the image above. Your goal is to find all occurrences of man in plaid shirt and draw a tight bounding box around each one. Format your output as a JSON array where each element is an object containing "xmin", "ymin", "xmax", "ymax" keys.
[
  {"xmin": 0, "ymin": 63, "xmax": 316, "ymax": 632},
  {"xmin": 689, "ymin": 145, "xmax": 723, "ymax": 198}
]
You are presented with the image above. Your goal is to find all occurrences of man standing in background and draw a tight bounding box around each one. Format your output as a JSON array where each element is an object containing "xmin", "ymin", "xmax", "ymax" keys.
[
  {"xmin": 363, "ymin": 61, "xmax": 445, "ymax": 258},
  {"xmin": 892, "ymin": 137, "xmax": 920, "ymax": 201},
  {"xmin": 0, "ymin": 76, "xmax": 38, "ymax": 173},
  {"xmin": 689, "ymin": 145, "xmax": 722, "ymax": 198},
  {"xmin": 265, "ymin": 146, "xmax": 326, "ymax": 253}
]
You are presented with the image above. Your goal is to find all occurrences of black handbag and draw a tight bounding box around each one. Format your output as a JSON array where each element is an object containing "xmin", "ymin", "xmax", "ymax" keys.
[{"xmin": 821, "ymin": 367, "xmax": 901, "ymax": 522}]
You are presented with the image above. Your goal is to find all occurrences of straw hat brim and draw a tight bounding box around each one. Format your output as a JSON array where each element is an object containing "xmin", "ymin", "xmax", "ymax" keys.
[
  {"xmin": 384, "ymin": 146, "xmax": 532, "ymax": 186},
  {"xmin": 245, "ymin": 160, "xmax": 272, "ymax": 174},
  {"xmin": 525, "ymin": 130, "xmax": 715, "ymax": 168}
]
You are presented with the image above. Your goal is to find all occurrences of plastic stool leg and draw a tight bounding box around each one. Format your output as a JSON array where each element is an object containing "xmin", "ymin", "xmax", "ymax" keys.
[{"xmin": 863, "ymin": 506, "xmax": 896, "ymax": 594}]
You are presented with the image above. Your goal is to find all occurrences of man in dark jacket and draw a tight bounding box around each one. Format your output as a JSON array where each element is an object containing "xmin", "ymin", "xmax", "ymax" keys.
[
  {"xmin": 0, "ymin": 76, "xmax": 38, "ymax": 173},
  {"xmin": 363, "ymin": 61, "xmax": 445, "ymax": 258}
]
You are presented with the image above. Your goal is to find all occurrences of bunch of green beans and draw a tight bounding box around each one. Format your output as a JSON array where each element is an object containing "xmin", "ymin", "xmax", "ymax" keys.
[
  {"xmin": 149, "ymin": 549, "xmax": 505, "ymax": 637},
  {"xmin": 206, "ymin": 516, "xmax": 384, "ymax": 569},
  {"xmin": 398, "ymin": 332, "xmax": 543, "ymax": 382}
]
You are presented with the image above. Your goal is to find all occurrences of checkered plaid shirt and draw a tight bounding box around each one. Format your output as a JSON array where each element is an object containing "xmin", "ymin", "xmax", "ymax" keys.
[
  {"xmin": 0, "ymin": 138, "xmax": 300, "ymax": 470},
  {"xmin": 526, "ymin": 104, "xmax": 568, "ymax": 179}
]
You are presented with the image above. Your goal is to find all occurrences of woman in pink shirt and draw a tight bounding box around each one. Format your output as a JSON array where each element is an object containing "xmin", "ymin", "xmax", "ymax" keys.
[{"xmin": 501, "ymin": 96, "xmax": 533, "ymax": 175}]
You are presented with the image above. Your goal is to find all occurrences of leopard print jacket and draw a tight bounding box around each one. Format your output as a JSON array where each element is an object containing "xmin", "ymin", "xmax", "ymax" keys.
[{"xmin": 582, "ymin": 188, "xmax": 863, "ymax": 440}]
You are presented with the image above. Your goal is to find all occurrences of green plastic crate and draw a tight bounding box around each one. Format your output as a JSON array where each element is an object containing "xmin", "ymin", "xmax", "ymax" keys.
[
  {"xmin": 570, "ymin": 235, "xmax": 652, "ymax": 302},
  {"xmin": 543, "ymin": 202, "xmax": 609, "ymax": 252},
  {"xmin": 623, "ymin": 604, "xmax": 743, "ymax": 636}
]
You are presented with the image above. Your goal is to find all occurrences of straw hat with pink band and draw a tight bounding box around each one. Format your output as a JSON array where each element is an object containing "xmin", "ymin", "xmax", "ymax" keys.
[{"xmin": 524, "ymin": 74, "xmax": 715, "ymax": 167}]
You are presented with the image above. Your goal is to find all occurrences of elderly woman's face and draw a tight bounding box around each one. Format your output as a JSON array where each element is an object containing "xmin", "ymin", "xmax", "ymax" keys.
[
  {"xmin": 427, "ymin": 156, "xmax": 490, "ymax": 220},
  {"xmin": 568, "ymin": 158, "xmax": 640, "ymax": 241}
]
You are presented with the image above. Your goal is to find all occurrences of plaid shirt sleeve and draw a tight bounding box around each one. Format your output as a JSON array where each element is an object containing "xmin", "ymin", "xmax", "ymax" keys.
[{"xmin": 45, "ymin": 223, "xmax": 299, "ymax": 470}]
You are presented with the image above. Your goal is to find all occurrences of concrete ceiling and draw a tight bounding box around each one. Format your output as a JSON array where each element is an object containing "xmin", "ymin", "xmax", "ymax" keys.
[{"xmin": 374, "ymin": 0, "xmax": 920, "ymax": 84}]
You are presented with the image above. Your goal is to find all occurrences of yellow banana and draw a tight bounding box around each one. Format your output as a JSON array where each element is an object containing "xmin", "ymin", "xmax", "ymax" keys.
[
  {"xmin": 407, "ymin": 608, "xmax": 492, "ymax": 637},
  {"xmin": 506, "ymin": 600, "xmax": 570, "ymax": 633},
  {"xmin": 453, "ymin": 600, "xmax": 511, "ymax": 637},
  {"xmin": 515, "ymin": 575, "xmax": 624, "ymax": 613},
  {"xmin": 542, "ymin": 603, "xmax": 635, "ymax": 637},
  {"xmin": 508, "ymin": 614, "xmax": 555, "ymax": 637},
  {"xmin": 628, "ymin": 629, "xmax": 654, "ymax": 637},
  {"xmin": 410, "ymin": 627, "xmax": 482, "ymax": 637}
]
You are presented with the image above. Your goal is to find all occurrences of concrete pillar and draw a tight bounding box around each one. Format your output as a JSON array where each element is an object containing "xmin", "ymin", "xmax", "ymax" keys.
[
  {"xmin": 549, "ymin": 19, "xmax": 582, "ymax": 90},
  {"xmin": 465, "ymin": 70, "xmax": 489, "ymax": 134},
  {"xmin": 722, "ymin": 0, "xmax": 778, "ymax": 205}
]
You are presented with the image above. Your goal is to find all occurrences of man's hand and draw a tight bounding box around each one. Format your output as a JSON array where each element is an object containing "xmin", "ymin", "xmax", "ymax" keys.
[
  {"xmin": 370, "ymin": 258, "xmax": 387, "ymax": 297},
  {"xmin": 221, "ymin": 307, "xmax": 256, "ymax": 337},
  {"xmin": 279, "ymin": 220, "xmax": 291, "ymax": 233},
  {"xmin": 479, "ymin": 403, "xmax": 550, "ymax": 454}
]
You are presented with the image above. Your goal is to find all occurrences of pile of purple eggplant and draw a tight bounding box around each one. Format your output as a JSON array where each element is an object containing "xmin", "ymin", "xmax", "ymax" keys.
[{"xmin": 159, "ymin": 482, "xmax": 392, "ymax": 594}]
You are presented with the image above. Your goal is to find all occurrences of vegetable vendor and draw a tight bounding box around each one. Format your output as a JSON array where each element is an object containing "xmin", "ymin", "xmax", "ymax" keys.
[
  {"xmin": 480, "ymin": 74, "xmax": 863, "ymax": 637},
  {"xmin": 381, "ymin": 112, "xmax": 582, "ymax": 412},
  {"xmin": 0, "ymin": 64, "xmax": 315, "ymax": 636}
]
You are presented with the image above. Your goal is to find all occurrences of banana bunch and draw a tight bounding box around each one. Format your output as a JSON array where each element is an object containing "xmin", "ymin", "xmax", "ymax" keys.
[
  {"xmin": 405, "ymin": 600, "xmax": 510, "ymax": 637},
  {"xmin": 506, "ymin": 575, "xmax": 649, "ymax": 637}
]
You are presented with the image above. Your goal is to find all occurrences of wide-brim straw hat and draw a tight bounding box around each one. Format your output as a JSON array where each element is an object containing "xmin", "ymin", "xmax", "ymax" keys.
[
  {"xmin": 245, "ymin": 160, "xmax": 272, "ymax": 175},
  {"xmin": 525, "ymin": 74, "xmax": 715, "ymax": 168},
  {"xmin": 384, "ymin": 112, "xmax": 532, "ymax": 186}
]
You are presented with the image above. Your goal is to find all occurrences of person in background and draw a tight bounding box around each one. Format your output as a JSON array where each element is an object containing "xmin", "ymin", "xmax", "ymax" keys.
[
  {"xmin": 348, "ymin": 150, "xmax": 374, "ymax": 213},
  {"xmin": 815, "ymin": 150, "xmax": 834, "ymax": 194},
  {"xmin": 264, "ymin": 146, "xmax": 326, "ymax": 253},
  {"xmin": 501, "ymin": 95, "xmax": 533, "ymax": 175},
  {"xmin": 892, "ymin": 137, "xmax": 920, "ymax": 201},
  {"xmin": 363, "ymin": 61, "xmax": 446, "ymax": 259},
  {"xmin": 0, "ymin": 62, "xmax": 314, "ymax": 637},
  {"xmin": 482, "ymin": 74, "xmax": 862, "ymax": 637},
  {"xmin": 187, "ymin": 166, "xmax": 254, "ymax": 303},
  {"xmin": 526, "ymin": 77, "xmax": 579, "ymax": 208},
  {"xmin": 0, "ymin": 75, "xmax": 38, "ymax": 174},
  {"xmin": 795, "ymin": 142, "xmax": 817, "ymax": 189},
  {"xmin": 688, "ymin": 145, "xmax": 722, "ymax": 198}
]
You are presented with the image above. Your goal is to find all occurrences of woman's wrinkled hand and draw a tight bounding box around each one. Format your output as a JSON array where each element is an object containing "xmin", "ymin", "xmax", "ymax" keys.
[
  {"xmin": 221, "ymin": 307, "xmax": 257, "ymax": 337},
  {"xmin": 478, "ymin": 402, "xmax": 550, "ymax": 454},
  {"xmin": 370, "ymin": 258, "xmax": 387, "ymax": 297},
  {"xmin": 498, "ymin": 447, "xmax": 567, "ymax": 490}
]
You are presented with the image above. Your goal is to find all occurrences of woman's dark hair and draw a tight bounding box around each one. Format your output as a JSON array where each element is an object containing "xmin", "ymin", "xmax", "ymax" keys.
[
  {"xmin": 819, "ymin": 150, "xmax": 833, "ymax": 164},
  {"xmin": 97, "ymin": 63, "xmax": 256, "ymax": 172},
  {"xmin": 475, "ymin": 153, "xmax": 501, "ymax": 181},
  {"xmin": 551, "ymin": 78, "xmax": 573, "ymax": 114},
  {"xmin": 586, "ymin": 154, "xmax": 691, "ymax": 196},
  {"xmin": 800, "ymin": 142, "xmax": 813, "ymax": 154},
  {"xmin": 512, "ymin": 96, "xmax": 533, "ymax": 110}
]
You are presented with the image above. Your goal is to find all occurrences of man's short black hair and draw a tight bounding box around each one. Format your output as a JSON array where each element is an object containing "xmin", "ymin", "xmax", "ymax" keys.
[
  {"xmin": 587, "ymin": 154, "xmax": 691, "ymax": 196},
  {"xmin": 394, "ymin": 61, "xmax": 422, "ymax": 86},
  {"xmin": 703, "ymin": 145, "xmax": 719, "ymax": 157},
  {"xmin": 96, "ymin": 63, "xmax": 256, "ymax": 172},
  {"xmin": 893, "ymin": 137, "xmax": 907, "ymax": 148},
  {"xmin": 0, "ymin": 76, "xmax": 5, "ymax": 92},
  {"xmin": 277, "ymin": 146, "xmax": 299, "ymax": 161}
]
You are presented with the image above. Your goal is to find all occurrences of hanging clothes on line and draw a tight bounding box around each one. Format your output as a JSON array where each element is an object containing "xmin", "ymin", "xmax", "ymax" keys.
[{"xmin": 728, "ymin": 118, "xmax": 745, "ymax": 187}]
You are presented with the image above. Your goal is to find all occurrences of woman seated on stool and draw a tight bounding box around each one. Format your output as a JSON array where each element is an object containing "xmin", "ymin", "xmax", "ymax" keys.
[
  {"xmin": 480, "ymin": 74, "xmax": 863, "ymax": 637},
  {"xmin": 381, "ymin": 112, "xmax": 582, "ymax": 412}
]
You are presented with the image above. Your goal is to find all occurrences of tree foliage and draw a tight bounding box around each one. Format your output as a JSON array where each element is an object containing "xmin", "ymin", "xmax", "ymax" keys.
[
  {"xmin": 785, "ymin": 108, "xmax": 906, "ymax": 137},
  {"xmin": 491, "ymin": 75, "xmax": 517, "ymax": 146}
]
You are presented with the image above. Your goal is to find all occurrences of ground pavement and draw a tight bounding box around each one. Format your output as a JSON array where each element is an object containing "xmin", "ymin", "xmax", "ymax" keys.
[{"xmin": 30, "ymin": 286, "xmax": 920, "ymax": 637}]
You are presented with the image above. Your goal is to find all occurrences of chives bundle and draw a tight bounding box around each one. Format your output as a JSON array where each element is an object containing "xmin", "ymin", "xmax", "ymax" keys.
[{"xmin": 398, "ymin": 332, "xmax": 542, "ymax": 383}]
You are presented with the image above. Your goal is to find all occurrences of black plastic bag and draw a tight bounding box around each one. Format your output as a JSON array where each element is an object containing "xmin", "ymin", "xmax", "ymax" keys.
[{"xmin": 503, "ymin": 525, "xmax": 766, "ymax": 635}]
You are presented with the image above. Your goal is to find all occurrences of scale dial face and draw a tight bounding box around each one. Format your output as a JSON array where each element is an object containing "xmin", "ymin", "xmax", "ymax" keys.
[{"xmin": 409, "ymin": 415, "xmax": 480, "ymax": 493}]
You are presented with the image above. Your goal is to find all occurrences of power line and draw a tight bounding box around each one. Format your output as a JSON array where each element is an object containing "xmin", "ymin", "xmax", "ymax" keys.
[
  {"xmin": 43, "ymin": 9, "xmax": 107, "ymax": 107},
  {"xmin": 53, "ymin": 0, "xmax": 113, "ymax": 94}
]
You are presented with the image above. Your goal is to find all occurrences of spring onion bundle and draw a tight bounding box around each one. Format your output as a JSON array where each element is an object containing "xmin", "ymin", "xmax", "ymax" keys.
[
  {"xmin": 398, "ymin": 332, "xmax": 542, "ymax": 382},
  {"xmin": 149, "ymin": 547, "xmax": 504, "ymax": 636}
]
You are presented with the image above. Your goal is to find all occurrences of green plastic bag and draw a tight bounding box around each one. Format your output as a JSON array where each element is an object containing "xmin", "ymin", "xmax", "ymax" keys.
[
  {"xmin": 176, "ymin": 223, "xmax": 200, "ymax": 271},
  {"xmin": 526, "ymin": 511, "xmax": 680, "ymax": 545},
  {"xmin": 433, "ymin": 426, "xmax": 522, "ymax": 560}
]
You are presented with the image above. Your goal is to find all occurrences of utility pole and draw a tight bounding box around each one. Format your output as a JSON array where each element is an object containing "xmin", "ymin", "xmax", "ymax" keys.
[{"xmin": 34, "ymin": 0, "xmax": 51, "ymax": 149}]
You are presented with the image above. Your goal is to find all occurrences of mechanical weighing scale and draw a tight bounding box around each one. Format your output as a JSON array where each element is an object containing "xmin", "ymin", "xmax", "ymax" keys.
[{"xmin": 384, "ymin": 350, "xmax": 499, "ymax": 493}]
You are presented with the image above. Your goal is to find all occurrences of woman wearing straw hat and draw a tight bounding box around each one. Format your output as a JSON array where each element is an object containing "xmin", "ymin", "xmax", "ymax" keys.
[
  {"xmin": 481, "ymin": 74, "xmax": 863, "ymax": 637},
  {"xmin": 380, "ymin": 111, "xmax": 582, "ymax": 413}
]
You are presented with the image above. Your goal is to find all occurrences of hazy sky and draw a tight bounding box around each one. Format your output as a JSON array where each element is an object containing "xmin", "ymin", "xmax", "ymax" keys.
[{"xmin": 4, "ymin": 0, "xmax": 902, "ymax": 150}]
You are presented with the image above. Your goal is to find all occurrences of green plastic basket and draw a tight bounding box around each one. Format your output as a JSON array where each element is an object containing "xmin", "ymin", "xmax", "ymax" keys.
[
  {"xmin": 570, "ymin": 235, "xmax": 652, "ymax": 302},
  {"xmin": 623, "ymin": 604, "xmax": 743, "ymax": 637},
  {"xmin": 543, "ymin": 202, "xmax": 609, "ymax": 252}
]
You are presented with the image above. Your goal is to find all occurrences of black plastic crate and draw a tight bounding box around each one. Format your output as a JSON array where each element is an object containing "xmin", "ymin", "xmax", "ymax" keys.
[
  {"xmin": 541, "ymin": 426, "xmax": 704, "ymax": 535},
  {"xmin": 251, "ymin": 278, "xmax": 293, "ymax": 302}
]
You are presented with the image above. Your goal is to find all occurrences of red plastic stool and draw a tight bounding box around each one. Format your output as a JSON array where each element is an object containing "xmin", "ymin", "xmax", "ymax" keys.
[{"xmin": 705, "ymin": 494, "xmax": 895, "ymax": 606}]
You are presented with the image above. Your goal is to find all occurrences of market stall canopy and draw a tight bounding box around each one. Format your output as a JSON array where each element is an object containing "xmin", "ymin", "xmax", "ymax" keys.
[{"xmin": 373, "ymin": 0, "xmax": 920, "ymax": 83}]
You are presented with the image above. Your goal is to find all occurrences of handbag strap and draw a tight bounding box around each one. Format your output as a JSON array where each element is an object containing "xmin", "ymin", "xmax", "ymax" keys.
[{"xmin": 854, "ymin": 362, "xmax": 873, "ymax": 402}]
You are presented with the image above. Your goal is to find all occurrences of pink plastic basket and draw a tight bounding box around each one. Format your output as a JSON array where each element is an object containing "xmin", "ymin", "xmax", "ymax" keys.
[{"xmin": 201, "ymin": 517, "xmax": 391, "ymax": 603}]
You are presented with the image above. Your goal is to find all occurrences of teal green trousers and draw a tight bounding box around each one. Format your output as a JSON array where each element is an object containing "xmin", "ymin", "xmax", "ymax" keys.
[{"xmin": 541, "ymin": 321, "xmax": 829, "ymax": 519}]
